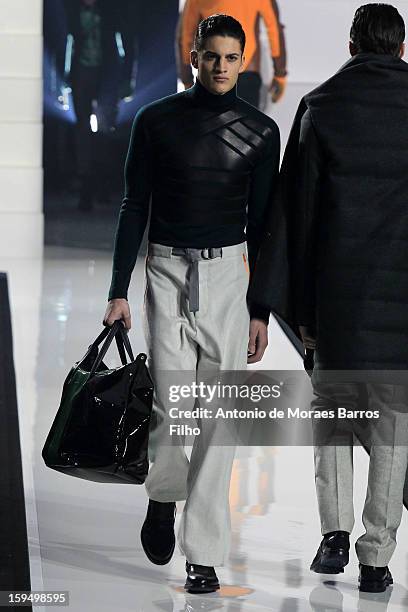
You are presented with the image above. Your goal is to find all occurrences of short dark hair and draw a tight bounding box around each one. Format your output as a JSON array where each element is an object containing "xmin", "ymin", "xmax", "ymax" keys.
[
  {"xmin": 194, "ymin": 14, "xmax": 246, "ymax": 53},
  {"xmin": 350, "ymin": 4, "xmax": 405, "ymax": 57}
]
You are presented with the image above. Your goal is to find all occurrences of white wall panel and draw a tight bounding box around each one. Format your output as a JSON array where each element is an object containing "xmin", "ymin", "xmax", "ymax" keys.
[
  {"xmin": 0, "ymin": 212, "xmax": 43, "ymax": 258},
  {"xmin": 0, "ymin": 168, "xmax": 42, "ymax": 213},
  {"xmin": 0, "ymin": 78, "xmax": 42, "ymax": 122},
  {"xmin": 0, "ymin": 34, "xmax": 42, "ymax": 78},
  {"xmin": 0, "ymin": 0, "xmax": 42, "ymax": 255},
  {"xmin": 280, "ymin": 0, "xmax": 408, "ymax": 83},
  {"xmin": 0, "ymin": 123, "xmax": 42, "ymax": 167},
  {"xmin": 0, "ymin": 0, "xmax": 42, "ymax": 34}
]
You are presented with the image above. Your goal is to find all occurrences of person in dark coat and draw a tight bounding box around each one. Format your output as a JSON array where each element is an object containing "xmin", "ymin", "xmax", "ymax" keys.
[{"xmin": 250, "ymin": 3, "xmax": 408, "ymax": 593}]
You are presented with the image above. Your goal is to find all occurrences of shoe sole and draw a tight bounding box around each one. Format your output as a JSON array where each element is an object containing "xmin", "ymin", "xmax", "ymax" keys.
[
  {"xmin": 140, "ymin": 528, "xmax": 175, "ymax": 566},
  {"xmin": 359, "ymin": 575, "xmax": 393, "ymax": 593},
  {"xmin": 184, "ymin": 584, "xmax": 220, "ymax": 594},
  {"xmin": 310, "ymin": 564, "xmax": 345, "ymax": 574}
]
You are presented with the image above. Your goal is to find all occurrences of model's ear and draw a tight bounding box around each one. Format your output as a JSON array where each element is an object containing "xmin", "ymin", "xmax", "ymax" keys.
[
  {"xmin": 190, "ymin": 50, "xmax": 198, "ymax": 70},
  {"xmin": 399, "ymin": 42, "xmax": 405, "ymax": 58},
  {"xmin": 349, "ymin": 41, "xmax": 357, "ymax": 56},
  {"xmin": 239, "ymin": 54, "xmax": 246, "ymax": 73}
]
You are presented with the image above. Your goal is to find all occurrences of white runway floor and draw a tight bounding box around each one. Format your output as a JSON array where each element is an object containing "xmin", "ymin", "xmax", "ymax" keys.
[{"xmin": 5, "ymin": 246, "xmax": 408, "ymax": 612}]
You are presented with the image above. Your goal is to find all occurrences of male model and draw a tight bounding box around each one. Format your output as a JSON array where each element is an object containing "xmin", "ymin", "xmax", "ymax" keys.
[
  {"xmin": 104, "ymin": 15, "xmax": 280, "ymax": 593},
  {"xmin": 63, "ymin": 0, "xmax": 131, "ymax": 210},
  {"xmin": 250, "ymin": 3, "xmax": 408, "ymax": 593},
  {"xmin": 176, "ymin": 0, "xmax": 287, "ymax": 107}
]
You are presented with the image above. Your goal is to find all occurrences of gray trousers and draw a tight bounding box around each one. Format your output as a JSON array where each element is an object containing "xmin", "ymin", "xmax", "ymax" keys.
[
  {"xmin": 312, "ymin": 382, "xmax": 408, "ymax": 567},
  {"xmin": 142, "ymin": 242, "xmax": 250, "ymax": 566}
]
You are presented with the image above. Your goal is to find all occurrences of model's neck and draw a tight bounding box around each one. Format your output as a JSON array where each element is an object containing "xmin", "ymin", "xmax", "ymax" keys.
[{"xmin": 190, "ymin": 78, "xmax": 237, "ymax": 111}]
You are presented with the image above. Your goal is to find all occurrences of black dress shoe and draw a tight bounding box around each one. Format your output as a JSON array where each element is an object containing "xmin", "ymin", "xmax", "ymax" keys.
[
  {"xmin": 359, "ymin": 564, "xmax": 393, "ymax": 593},
  {"xmin": 140, "ymin": 499, "xmax": 176, "ymax": 565},
  {"xmin": 310, "ymin": 531, "xmax": 350, "ymax": 574},
  {"xmin": 184, "ymin": 562, "xmax": 220, "ymax": 594}
]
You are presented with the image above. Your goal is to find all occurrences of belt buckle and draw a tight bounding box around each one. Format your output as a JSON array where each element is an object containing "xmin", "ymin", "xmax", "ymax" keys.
[{"xmin": 201, "ymin": 248, "xmax": 219, "ymax": 259}]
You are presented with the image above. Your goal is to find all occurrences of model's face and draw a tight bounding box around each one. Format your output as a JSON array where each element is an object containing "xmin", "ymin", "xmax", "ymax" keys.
[{"xmin": 191, "ymin": 35, "xmax": 245, "ymax": 95}]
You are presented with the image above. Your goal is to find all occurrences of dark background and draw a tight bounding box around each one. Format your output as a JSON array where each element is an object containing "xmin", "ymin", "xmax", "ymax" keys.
[{"xmin": 43, "ymin": 0, "xmax": 179, "ymax": 249}]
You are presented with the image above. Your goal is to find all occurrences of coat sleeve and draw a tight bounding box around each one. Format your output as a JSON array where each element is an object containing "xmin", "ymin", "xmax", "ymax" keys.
[
  {"xmin": 247, "ymin": 99, "xmax": 308, "ymax": 327},
  {"xmin": 292, "ymin": 109, "xmax": 324, "ymax": 327}
]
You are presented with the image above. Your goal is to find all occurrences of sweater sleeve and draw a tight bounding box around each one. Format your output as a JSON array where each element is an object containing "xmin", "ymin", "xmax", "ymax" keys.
[
  {"xmin": 247, "ymin": 100, "xmax": 308, "ymax": 327},
  {"xmin": 247, "ymin": 122, "xmax": 280, "ymax": 270},
  {"xmin": 246, "ymin": 121, "xmax": 281, "ymax": 321},
  {"xmin": 108, "ymin": 108, "xmax": 152, "ymax": 301}
]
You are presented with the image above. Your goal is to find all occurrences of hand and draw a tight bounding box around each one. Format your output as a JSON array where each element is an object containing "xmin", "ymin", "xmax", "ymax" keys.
[
  {"xmin": 269, "ymin": 77, "xmax": 286, "ymax": 103},
  {"xmin": 299, "ymin": 325, "xmax": 316, "ymax": 351},
  {"xmin": 103, "ymin": 298, "xmax": 132, "ymax": 330},
  {"xmin": 247, "ymin": 319, "xmax": 269, "ymax": 364}
]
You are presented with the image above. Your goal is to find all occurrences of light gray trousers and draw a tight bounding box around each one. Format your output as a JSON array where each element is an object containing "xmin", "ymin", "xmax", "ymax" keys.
[
  {"xmin": 142, "ymin": 242, "xmax": 250, "ymax": 566},
  {"xmin": 312, "ymin": 382, "xmax": 408, "ymax": 567}
]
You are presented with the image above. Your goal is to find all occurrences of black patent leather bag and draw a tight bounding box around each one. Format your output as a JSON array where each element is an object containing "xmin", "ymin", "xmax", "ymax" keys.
[{"xmin": 42, "ymin": 321, "xmax": 153, "ymax": 484}]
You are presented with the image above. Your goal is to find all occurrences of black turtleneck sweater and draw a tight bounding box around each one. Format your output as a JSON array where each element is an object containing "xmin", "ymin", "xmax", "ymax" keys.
[{"xmin": 108, "ymin": 79, "xmax": 280, "ymax": 320}]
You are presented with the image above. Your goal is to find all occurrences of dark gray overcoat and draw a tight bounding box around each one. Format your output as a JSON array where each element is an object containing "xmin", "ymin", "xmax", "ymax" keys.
[
  {"xmin": 250, "ymin": 53, "xmax": 408, "ymax": 376},
  {"xmin": 249, "ymin": 53, "xmax": 408, "ymax": 508}
]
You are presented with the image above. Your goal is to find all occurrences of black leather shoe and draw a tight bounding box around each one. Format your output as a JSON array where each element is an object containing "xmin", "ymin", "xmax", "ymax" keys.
[
  {"xmin": 359, "ymin": 564, "xmax": 393, "ymax": 592},
  {"xmin": 140, "ymin": 500, "xmax": 176, "ymax": 565},
  {"xmin": 184, "ymin": 562, "xmax": 220, "ymax": 594},
  {"xmin": 310, "ymin": 531, "xmax": 350, "ymax": 574}
]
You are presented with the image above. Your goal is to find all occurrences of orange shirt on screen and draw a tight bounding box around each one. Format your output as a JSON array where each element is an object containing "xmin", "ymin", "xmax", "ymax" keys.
[{"xmin": 176, "ymin": 0, "xmax": 287, "ymax": 83}]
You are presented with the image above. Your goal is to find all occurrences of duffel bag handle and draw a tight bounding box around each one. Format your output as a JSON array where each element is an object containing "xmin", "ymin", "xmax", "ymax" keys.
[
  {"xmin": 89, "ymin": 321, "xmax": 129, "ymax": 377},
  {"xmin": 115, "ymin": 324, "xmax": 135, "ymax": 364},
  {"xmin": 90, "ymin": 323, "xmax": 113, "ymax": 349}
]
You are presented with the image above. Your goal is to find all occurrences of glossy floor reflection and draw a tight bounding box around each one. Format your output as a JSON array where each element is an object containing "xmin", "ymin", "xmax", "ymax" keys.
[{"xmin": 5, "ymin": 247, "xmax": 408, "ymax": 612}]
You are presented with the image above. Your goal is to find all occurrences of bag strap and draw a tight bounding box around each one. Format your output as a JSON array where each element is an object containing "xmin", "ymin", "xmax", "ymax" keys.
[
  {"xmin": 114, "ymin": 327, "xmax": 134, "ymax": 365},
  {"xmin": 116, "ymin": 325, "xmax": 135, "ymax": 362},
  {"xmin": 115, "ymin": 333, "xmax": 128, "ymax": 366},
  {"xmin": 91, "ymin": 324, "xmax": 112, "ymax": 350},
  {"xmin": 89, "ymin": 322, "xmax": 135, "ymax": 377},
  {"xmin": 89, "ymin": 321, "xmax": 122, "ymax": 377}
]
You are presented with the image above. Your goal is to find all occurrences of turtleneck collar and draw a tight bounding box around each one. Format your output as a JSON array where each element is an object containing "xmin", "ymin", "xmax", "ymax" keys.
[{"xmin": 188, "ymin": 78, "xmax": 237, "ymax": 111}]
